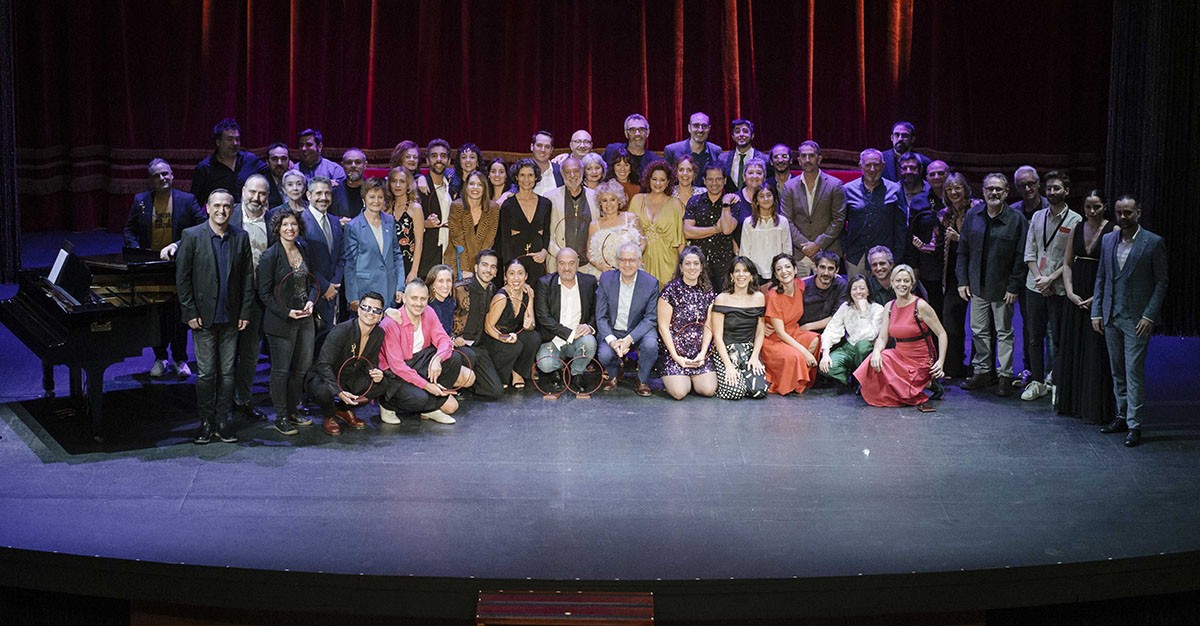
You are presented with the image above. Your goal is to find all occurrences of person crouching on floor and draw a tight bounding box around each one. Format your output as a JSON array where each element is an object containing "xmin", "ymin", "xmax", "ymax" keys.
[{"xmin": 304, "ymin": 291, "xmax": 391, "ymax": 436}]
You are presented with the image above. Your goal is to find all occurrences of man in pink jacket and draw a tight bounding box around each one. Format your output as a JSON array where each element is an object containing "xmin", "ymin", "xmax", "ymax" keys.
[{"xmin": 377, "ymin": 279, "xmax": 477, "ymax": 425}]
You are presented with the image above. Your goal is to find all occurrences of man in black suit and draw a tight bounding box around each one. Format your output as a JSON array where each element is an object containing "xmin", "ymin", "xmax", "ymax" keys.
[
  {"xmin": 663, "ymin": 112, "xmax": 723, "ymax": 173},
  {"xmin": 534, "ymin": 247, "xmax": 598, "ymax": 381},
  {"xmin": 418, "ymin": 139, "xmax": 453, "ymax": 278},
  {"xmin": 176, "ymin": 189, "xmax": 255, "ymax": 444},
  {"xmin": 304, "ymin": 291, "xmax": 390, "ymax": 436},
  {"xmin": 125, "ymin": 158, "xmax": 207, "ymax": 378}
]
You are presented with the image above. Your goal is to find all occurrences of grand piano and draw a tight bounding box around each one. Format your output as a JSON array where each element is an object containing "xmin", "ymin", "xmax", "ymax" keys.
[{"xmin": 0, "ymin": 244, "xmax": 177, "ymax": 440}]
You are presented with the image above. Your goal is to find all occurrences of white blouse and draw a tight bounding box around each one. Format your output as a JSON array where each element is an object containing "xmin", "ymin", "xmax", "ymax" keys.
[
  {"xmin": 822, "ymin": 300, "xmax": 885, "ymax": 347},
  {"xmin": 739, "ymin": 215, "xmax": 792, "ymax": 279}
]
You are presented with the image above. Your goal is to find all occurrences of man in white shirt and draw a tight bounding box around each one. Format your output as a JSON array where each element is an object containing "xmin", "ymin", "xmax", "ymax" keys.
[
  {"xmin": 534, "ymin": 248, "xmax": 598, "ymax": 383},
  {"xmin": 596, "ymin": 244, "xmax": 660, "ymax": 396},
  {"xmin": 418, "ymin": 139, "xmax": 454, "ymax": 278},
  {"xmin": 530, "ymin": 130, "xmax": 563, "ymax": 196}
]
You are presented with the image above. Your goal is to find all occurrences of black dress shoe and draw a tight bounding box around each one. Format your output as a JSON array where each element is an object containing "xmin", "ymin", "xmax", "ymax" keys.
[
  {"xmin": 961, "ymin": 372, "xmax": 997, "ymax": 390},
  {"xmin": 1124, "ymin": 429, "xmax": 1141, "ymax": 447},
  {"xmin": 193, "ymin": 420, "xmax": 214, "ymax": 445},
  {"xmin": 1101, "ymin": 418, "xmax": 1129, "ymax": 434},
  {"xmin": 214, "ymin": 421, "xmax": 239, "ymax": 443},
  {"xmin": 996, "ymin": 376, "xmax": 1014, "ymax": 397},
  {"xmin": 235, "ymin": 403, "xmax": 268, "ymax": 421}
]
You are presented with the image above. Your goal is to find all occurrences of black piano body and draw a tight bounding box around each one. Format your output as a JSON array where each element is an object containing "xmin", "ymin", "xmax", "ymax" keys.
[{"xmin": 0, "ymin": 249, "xmax": 176, "ymax": 439}]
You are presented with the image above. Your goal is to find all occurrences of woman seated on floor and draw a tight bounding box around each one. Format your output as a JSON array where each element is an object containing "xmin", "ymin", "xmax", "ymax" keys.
[
  {"xmin": 853, "ymin": 264, "xmax": 948, "ymax": 411},
  {"xmin": 710, "ymin": 256, "xmax": 769, "ymax": 400},
  {"xmin": 482, "ymin": 258, "xmax": 540, "ymax": 389},
  {"xmin": 819, "ymin": 274, "xmax": 884, "ymax": 386},
  {"xmin": 760, "ymin": 253, "xmax": 821, "ymax": 395},
  {"xmin": 657, "ymin": 246, "xmax": 718, "ymax": 400}
]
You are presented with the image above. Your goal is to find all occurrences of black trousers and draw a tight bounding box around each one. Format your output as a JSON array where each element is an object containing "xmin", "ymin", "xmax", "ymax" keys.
[{"xmin": 380, "ymin": 346, "xmax": 464, "ymax": 414}]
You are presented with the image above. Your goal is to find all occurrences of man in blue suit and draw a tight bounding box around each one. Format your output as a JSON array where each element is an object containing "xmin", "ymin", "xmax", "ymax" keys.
[
  {"xmin": 596, "ymin": 243, "xmax": 660, "ymax": 396},
  {"xmin": 298, "ymin": 176, "xmax": 345, "ymax": 336},
  {"xmin": 1091, "ymin": 195, "xmax": 1168, "ymax": 447}
]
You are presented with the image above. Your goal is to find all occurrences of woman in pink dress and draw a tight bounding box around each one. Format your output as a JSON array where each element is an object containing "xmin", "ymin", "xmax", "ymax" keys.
[{"xmin": 854, "ymin": 264, "xmax": 948, "ymax": 410}]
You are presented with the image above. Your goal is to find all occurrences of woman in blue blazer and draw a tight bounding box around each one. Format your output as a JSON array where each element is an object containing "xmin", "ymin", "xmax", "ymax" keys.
[{"xmin": 342, "ymin": 177, "xmax": 406, "ymax": 311}]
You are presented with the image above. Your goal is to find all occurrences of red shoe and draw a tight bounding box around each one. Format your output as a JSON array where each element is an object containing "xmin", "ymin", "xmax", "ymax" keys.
[
  {"xmin": 335, "ymin": 409, "xmax": 366, "ymax": 429},
  {"xmin": 323, "ymin": 417, "xmax": 341, "ymax": 436}
]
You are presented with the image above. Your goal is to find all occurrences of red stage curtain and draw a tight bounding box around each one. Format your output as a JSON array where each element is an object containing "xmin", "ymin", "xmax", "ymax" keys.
[{"xmin": 12, "ymin": 0, "xmax": 1112, "ymax": 232}]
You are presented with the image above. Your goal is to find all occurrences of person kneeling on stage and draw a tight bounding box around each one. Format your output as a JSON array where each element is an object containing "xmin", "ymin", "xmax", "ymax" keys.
[
  {"xmin": 450, "ymin": 249, "xmax": 505, "ymax": 399},
  {"xmin": 596, "ymin": 243, "xmax": 659, "ymax": 396},
  {"xmin": 304, "ymin": 291, "xmax": 390, "ymax": 435},
  {"xmin": 534, "ymin": 247, "xmax": 599, "ymax": 384},
  {"xmin": 378, "ymin": 279, "xmax": 476, "ymax": 424}
]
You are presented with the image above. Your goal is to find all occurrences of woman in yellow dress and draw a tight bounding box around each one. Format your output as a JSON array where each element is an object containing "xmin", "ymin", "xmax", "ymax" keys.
[{"xmin": 627, "ymin": 161, "xmax": 684, "ymax": 287}]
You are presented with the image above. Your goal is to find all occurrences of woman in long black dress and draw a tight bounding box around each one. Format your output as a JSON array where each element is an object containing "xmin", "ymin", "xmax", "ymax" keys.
[
  {"xmin": 483, "ymin": 258, "xmax": 540, "ymax": 389},
  {"xmin": 1055, "ymin": 189, "xmax": 1116, "ymax": 423},
  {"xmin": 496, "ymin": 158, "xmax": 551, "ymax": 283}
]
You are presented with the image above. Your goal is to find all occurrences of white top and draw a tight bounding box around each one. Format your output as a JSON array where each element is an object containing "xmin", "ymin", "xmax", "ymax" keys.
[
  {"xmin": 554, "ymin": 280, "xmax": 582, "ymax": 348},
  {"xmin": 1117, "ymin": 226, "xmax": 1140, "ymax": 270},
  {"xmin": 1024, "ymin": 205, "xmax": 1082, "ymax": 294},
  {"xmin": 369, "ymin": 220, "xmax": 385, "ymax": 256},
  {"xmin": 739, "ymin": 215, "xmax": 792, "ymax": 279},
  {"xmin": 822, "ymin": 300, "xmax": 885, "ymax": 348}
]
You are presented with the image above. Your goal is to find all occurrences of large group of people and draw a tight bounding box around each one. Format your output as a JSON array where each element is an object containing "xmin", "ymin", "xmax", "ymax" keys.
[{"xmin": 128, "ymin": 114, "xmax": 1169, "ymax": 447}]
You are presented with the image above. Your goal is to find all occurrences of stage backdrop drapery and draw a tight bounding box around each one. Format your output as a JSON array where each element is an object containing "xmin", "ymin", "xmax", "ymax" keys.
[{"xmin": 14, "ymin": 0, "xmax": 1111, "ymax": 232}]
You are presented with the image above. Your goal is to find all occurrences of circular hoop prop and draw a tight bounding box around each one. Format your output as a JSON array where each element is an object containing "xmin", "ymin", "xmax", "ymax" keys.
[
  {"xmin": 564, "ymin": 356, "xmax": 605, "ymax": 396},
  {"xmin": 274, "ymin": 269, "xmax": 321, "ymax": 315},
  {"xmin": 532, "ymin": 355, "xmax": 569, "ymax": 397},
  {"xmin": 443, "ymin": 347, "xmax": 476, "ymax": 392},
  {"xmin": 336, "ymin": 355, "xmax": 376, "ymax": 397}
]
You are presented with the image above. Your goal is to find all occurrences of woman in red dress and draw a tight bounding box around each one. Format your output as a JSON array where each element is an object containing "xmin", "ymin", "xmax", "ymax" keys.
[
  {"xmin": 854, "ymin": 264, "xmax": 948, "ymax": 410},
  {"xmin": 760, "ymin": 253, "xmax": 821, "ymax": 395}
]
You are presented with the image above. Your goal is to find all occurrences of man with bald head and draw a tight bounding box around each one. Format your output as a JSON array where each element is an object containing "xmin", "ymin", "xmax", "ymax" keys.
[
  {"xmin": 227, "ymin": 174, "xmax": 273, "ymax": 421},
  {"xmin": 546, "ymin": 156, "xmax": 599, "ymax": 274},
  {"xmin": 330, "ymin": 148, "xmax": 367, "ymax": 220},
  {"xmin": 663, "ymin": 111, "xmax": 723, "ymax": 173},
  {"xmin": 553, "ymin": 129, "xmax": 594, "ymax": 165},
  {"xmin": 535, "ymin": 247, "xmax": 599, "ymax": 382}
]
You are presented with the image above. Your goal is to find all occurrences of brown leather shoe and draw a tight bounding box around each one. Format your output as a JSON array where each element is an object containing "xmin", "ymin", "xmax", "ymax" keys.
[
  {"xmin": 601, "ymin": 377, "xmax": 619, "ymax": 391},
  {"xmin": 335, "ymin": 409, "xmax": 366, "ymax": 429},
  {"xmin": 323, "ymin": 416, "xmax": 341, "ymax": 436},
  {"xmin": 635, "ymin": 382, "xmax": 652, "ymax": 397}
]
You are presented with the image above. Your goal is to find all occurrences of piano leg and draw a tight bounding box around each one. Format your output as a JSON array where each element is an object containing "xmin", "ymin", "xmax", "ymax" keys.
[
  {"xmin": 84, "ymin": 364, "xmax": 107, "ymax": 442},
  {"xmin": 42, "ymin": 361, "xmax": 55, "ymax": 398},
  {"xmin": 69, "ymin": 366, "xmax": 83, "ymax": 406}
]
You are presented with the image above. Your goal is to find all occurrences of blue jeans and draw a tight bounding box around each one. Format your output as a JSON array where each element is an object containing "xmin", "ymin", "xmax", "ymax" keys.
[
  {"xmin": 193, "ymin": 323, "xmax": 239, "ymax": 425},
  {"xmin": 597, "ymin": 330, "xmax": 659, "ymax": 383},
  {"xmin": 266, "ymin": 319, "xmax": 315, "ymax": 421},
  {"xmin": 1104, "ymin": 314, "xmax": 1149, "ymax": 429}
]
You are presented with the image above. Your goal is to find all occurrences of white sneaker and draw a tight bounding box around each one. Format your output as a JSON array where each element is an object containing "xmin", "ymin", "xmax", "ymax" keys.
[
  {"xmin": 149, "ymin": 359, "xmax": 169, "ymax": 378},
  {"xmin": 379, "ymin": 406, "xmax": 401, "ymax": 424},
  {"xmin": 1021, "ymin": 380, "xmax": 1049, "ymax": 401},
  {"xmin": 1049, "ymin": 383, "xmax": 1058, "ymax": 405},
  {"xmin": 175, "ymin": 361, "xmax": 192, "ymax": 378},
  {"xmin": 420, "ymin": 410, "xmax": 456, "ymax": 424}
]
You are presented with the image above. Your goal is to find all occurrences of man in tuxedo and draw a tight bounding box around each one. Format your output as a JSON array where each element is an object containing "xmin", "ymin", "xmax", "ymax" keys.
[
  {"xmin": 1092, "ymin": 195, "xmax": 1168, "ymax": 447},
  {"xmin": 602, "ymin": 113, "xmax": 661, "ymax": 174},
  {"xmin": 418, "ymin": 139, "xmax": 454, "ymax": 278},
  {"xmin": 299, "ymin": 176, "xmax": 345, "ymax": 341},
  {"xmin": 778, "ymin": 141, "xmax": 846, "ymax": 277},
  {"xmin": 175, "ymin": 189, "xmax": 255, "ymax": 444},
  {"xmin": 596, "ymin": 244, "xmax": 659, "ymax": 396},
  {"xmin": 663, "ymin": 112, "xmax": 723, "ymax": 173},
  {"xmin": 880, "ymin": 121, "xmax": 931, "ymax": 182},
  {"xmin": 716, "ymin": 119, "xmax": 760, "ymax": 193},
  {"xmin": 545, "ymin": 156, "xmax": 599, "ymax": 274},
  {"xmin": 125, "ymin": 158, "xmax": 207, "ymax": 378},
  {"xmin": 534, "ymin": 247, "xmax": 598, "ymax": 381}
]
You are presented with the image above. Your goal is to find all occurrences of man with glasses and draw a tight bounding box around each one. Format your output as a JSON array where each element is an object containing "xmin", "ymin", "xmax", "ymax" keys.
[
  {"xmin": 1010, "ymin": 165, "xmax": 1049, "ymax": 387},
  {"xmin": 663, "ymin": 111, "xmax": 723, "ymax": 173},
  {"xmin": 881, "ymin": 121, "xmax": 931, "ymax": 182},
  {"xmin": 603, "ymin": 113, "xmax": 662, "ymax": 174},
  {"xmin": 304, "ymin": 291, "xmax": 389, "ymax": 436},
  {"xmin": 553, "ymin": 129, "xmax": 594, "ymax": 165},
  {"xmin": 596, "ymin": 244, "xmax": 660, "ymax": 396},
  {"xmin": 957, "ymin": 173, "xmax": 1029, "ymax": 396}
]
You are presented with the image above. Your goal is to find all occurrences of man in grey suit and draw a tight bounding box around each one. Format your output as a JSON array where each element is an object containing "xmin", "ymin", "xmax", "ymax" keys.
[
  {"xmin": 1092, "ymin": 195, "xmax": 1168, "ymax": 447},
  {"xmin": 596, "ymin": 244, "xmax": 660, "ymax": 396},
  {"xmin": 176, "ymin": 189, "xmax": 255, "ymax": 444},
  {"xmin": 778, "ymin": 140, "xmax": 846, "ymax": 277},
  {"xmin": 663, "ymin": 111, "xmax": 723, "ymax": 173}
]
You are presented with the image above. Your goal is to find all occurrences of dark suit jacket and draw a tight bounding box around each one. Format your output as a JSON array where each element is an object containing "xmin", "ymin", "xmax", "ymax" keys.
[
  {"xmin": 452, "ymin": 276, "xmax": 495, "ymax": 343},
  {"xmin": 308, "ymin": 318, "xmax": 385, "ymax": 398},
  {"xmin": 175, "ymin": 222, "xmax": 254, "ymax": 326},
  {"xmin": 535, "ymin": 272, "xmax": 598, "ymax": 343},
  {"xmin": 190, "ymin": 150, "xmax": 269, "ymax": 209},
  {"xmin": 124, "ymin": 189, "xmax": 206, "ymax": 249},
  {"xmin": 330, "ymin": 183, "xmax": 364, "ymax": 219},
  {"xmin": 298, "ymin": 207, "xmax": 346, "ymax": 319},
  {"xmin": 1091, "ymin": 228, "xmax": 1168, "ymax": 325},
  {"xmin": 663, "ymin": 140, "xmax": 723, "ymax": 168},
  {"xmin": 956, "ymin": 205, "xmax": 1029, "ymax": 301},
  {"xmin": 715, "ymin": 147, "xmax": 762, "ymax": 192},
  {"xmin": 418, "ymin": 172, "xmax": 456, "ymax": 277},
  {"xmin": 595, "ymin": 269, "xmax": 659, "ymax": 343},
  {"xmin": 602, "ymin": 143, "xmax": 663, "ymax": 170},
  {"xmin": 778, "ymin": 171, "xmax": 847, "ymax": 257},
  {"xmin": 256, "ymin": 242, "xmax": 320, "ymax": 337},
  {"xmin": 880, "ymin": 149, "xmax": 931, "ymax": 182}
]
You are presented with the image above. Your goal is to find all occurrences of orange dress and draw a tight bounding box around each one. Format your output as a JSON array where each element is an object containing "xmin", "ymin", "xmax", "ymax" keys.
[{"xmin": 761, "ymin": 284, "xmax": 821, "ymax": 395}]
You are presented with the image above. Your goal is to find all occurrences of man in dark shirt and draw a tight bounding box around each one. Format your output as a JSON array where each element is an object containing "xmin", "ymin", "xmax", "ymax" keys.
[
  {"xmin": 798, "ymin": 251, "xmax": 849, "ymax": 331},
  {"xmin": 764, "ymin": 144, "xmax": 794, "ymax": 195},
  {"xmin": 663, "ymin": 112, "xmax": 723, "ymax": 173},
  {"xmin": 957, "ymin": 173, "xmax": 1029, "ymax": 395},
  {"xmin": 175, "ymin": 189, "xmax": 254, "ymax": 444},
  {"xmin": 190, "ymin": 118, "xmax": 269, "ymax": 209},
  {"xmin": 900, "ymin": 154, "xmax": 942, "ymax": 315},
  {"xmin": 602, "ymin": 113, "xmax": 662, "ymax": 173},
  {"xmin": 841, "ymin": 148, "xmax": 908, "ymax": 278},
  {"xmin": 925, "ymin": 159, "xmax": 949, "ymax": 213},
  {"xmin": 450, "ymin": 249, "xmax": 504, "ymax": 400},
  {"xmin": 880, "ymin": 121, "xmax": 932, "ymax": 182},
  {"xmin": 866, "ymin": 245, "xmax": 927, "ymax": 306},
  {"xmin": 330, "ymin": 148, "xmax": 366, "ymax": 220},
  {"xmin": 265, "ymin": 142, "xmax": 293, "ymax": 209}
]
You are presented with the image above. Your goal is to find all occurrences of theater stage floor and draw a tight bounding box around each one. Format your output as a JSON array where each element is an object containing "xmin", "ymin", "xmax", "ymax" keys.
[{"xmin": 1, "ymin": 230, "xmax": 1198, "ymax": 620}]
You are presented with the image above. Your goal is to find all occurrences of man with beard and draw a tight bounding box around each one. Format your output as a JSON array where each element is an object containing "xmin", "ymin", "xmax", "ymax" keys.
[
  {"xmin": 663, "ymin": 112, "xmax": 723, "ymax": 173},
  {"xmin": 866, "ymin": 245, "xmax": 927, "ymax": 306},
  {"xmin": 418, "ymin": 139, "xmax": 454, "ymax": 278},
  {"xmin": 880, "ymin": 121, "xmax": 931, "ymax": 182},
  {"xmin": 716, "ymin": 119, "xmax": 760, "ymax": 192},
  {"xmin": 798, "ymin": 250, "xmax": 849, "ymax": 333},
  {"xmin": 529, "ymin": 131, "xmax": 564, "ymax": 196},
  {"xmin": 764, "ymin": 144, "xmax": 794, "ymax": 195},
  {"xmin": 175, "ymin": 189, "xmax": 254, "ymax": 444},
  {"xmin": 1010, "ymin": 165, "xmax": 1049, "ymax": 386},
  {"xmin": 226, "ymin": 174, "xmax": 272, "ymax": 421},
  {"xmin": 450, "ymin": 249, "xmax": 504, "ymax": 400},
  {"xmin": 1020, "ymin": 171, "xmax": 1081, "ymax": 402},
  {"xmin": 296, "ymin": 128, "xmax": 346, "ymax": 186},
  {"xmin": 330, "ymin": 148, "xmax": 367, "ymax": 220},
  {"xmin": 900, "ymin": 153, "xmax": 943, "ymax": 315},
  {"xmin": 779, "ymin": 140, "xmax": 846, "ymax": 277},
  {"xmin": 546, "ymin": 156, "xmax": 598, "ymax": 274},
  {"xmin": 265, "ymin": 142, "xmax": 293, "ymax": 209},
  {"xmin": 842, "ymin": 148, "xmax": 907, "ymax": 278},
  {"xmin": 191, "ymin": 118, "xmax": 270, "ymax": 209},
  {"xmin": 602, "ymin": 114, "xmax": 662, "ymax": 174},
  {"xmin": 957, "ymin": 173, "xmax": 1029, "ymax": 396},
  {"xmin": 299, "ymin": 176, "xmax": 344, "ymax": 340},
  {"xmin": 925, "ymin": 159, "xmax": 950, "ymax": 213},
  {"xmin": 1092, "ymin": 195, "xmax": 1168, "ymax": 447}
]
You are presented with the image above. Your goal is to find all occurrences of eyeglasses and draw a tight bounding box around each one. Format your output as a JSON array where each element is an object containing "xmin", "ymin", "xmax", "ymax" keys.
[
  {"xmin": 626, "ymin": 126, "xmax": 648, "ymax": 134},
  {"xmin": 1018, "ymin": 181, "xmax": 1039, "ymax": 189},
  {"xmin": 358, "ymin": 304, "xmax": 384, "ymax": 315},
  {"xmin": 690, "ymin": 123, "xmax": 711, "ymax": 130},
  {"xmin": 570, "ymin": 139, "xmax": 592, "ymax": 145}
]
